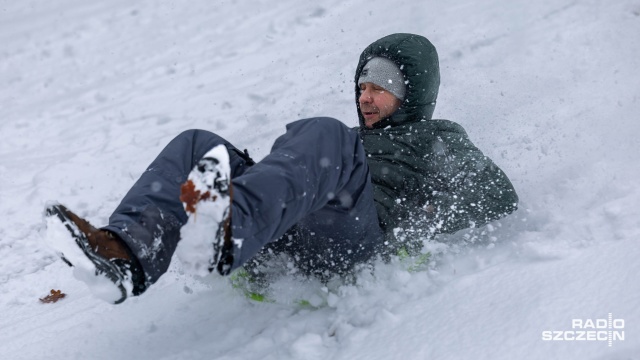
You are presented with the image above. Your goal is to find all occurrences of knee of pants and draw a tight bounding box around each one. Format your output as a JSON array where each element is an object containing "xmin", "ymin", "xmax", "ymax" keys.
[
  {"xmin": 174, "ymin": 129, "xmax": 219, "ymax": 143},
  {"xmin": 171, "ymin": 129, "xmax": 232, "ymax": 157},
  {"xmin": 295, "ymin": 117, "xmax": 352, "ymax": 136}
]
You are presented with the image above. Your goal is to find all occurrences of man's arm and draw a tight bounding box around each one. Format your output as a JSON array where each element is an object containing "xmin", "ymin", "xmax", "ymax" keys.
[{"xmin": 424, "ymin": 123, "xmax": 519, "ymax": 234}]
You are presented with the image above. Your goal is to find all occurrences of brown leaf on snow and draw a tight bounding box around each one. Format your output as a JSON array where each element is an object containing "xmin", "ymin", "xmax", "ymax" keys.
[{"xmin": 39, "ymin": 289, "xmax": 66, "ymax": 303}]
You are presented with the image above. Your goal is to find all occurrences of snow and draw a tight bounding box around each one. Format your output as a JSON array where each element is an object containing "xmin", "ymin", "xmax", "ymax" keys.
[{"xmin": 1, "ymin": 0, "xmax": 639, "ymax": 359}]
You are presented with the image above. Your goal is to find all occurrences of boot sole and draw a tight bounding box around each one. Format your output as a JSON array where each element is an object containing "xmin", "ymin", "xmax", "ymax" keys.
[{"xmin": 177, "ymin": 145, "xmax": 231, "ymax": 276}]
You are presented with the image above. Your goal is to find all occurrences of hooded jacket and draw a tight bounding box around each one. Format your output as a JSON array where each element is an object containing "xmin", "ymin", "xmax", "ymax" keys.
[{"xmin": 355, "ymin": 34, "xmax": 518, "ymax": 247}]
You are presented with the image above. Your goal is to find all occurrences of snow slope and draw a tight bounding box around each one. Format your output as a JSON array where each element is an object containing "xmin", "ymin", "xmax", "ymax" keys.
[{"xmin": 1, "ymin": 0, "xmax": 639, "ymax": 359}]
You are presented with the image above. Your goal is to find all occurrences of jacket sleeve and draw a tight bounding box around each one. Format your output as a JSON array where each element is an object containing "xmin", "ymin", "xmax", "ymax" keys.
[{"xmin": 424, "ymin": 124, "xmax": 519, "ymax": 234}]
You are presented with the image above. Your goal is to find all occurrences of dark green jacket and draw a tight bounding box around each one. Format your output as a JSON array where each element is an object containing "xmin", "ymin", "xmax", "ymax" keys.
[{"xmin": 355, "ymin": 34, "xmax": 518, "ymax": 245}]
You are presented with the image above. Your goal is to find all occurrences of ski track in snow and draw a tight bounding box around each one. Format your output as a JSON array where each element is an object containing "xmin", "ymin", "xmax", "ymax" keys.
[{"xmin": 1, "ymin": 0, "xmax": 640, "ymax": 359}]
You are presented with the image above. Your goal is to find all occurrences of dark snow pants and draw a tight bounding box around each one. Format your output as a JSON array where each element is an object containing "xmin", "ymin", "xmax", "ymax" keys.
[{"xmin": 103, "ymin": 117, "xmax": 383, "ymax": 284}]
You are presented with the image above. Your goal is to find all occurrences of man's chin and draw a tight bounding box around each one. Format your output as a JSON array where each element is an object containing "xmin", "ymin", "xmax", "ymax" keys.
[
  {"xmin": 364, "ymin": 118, "xmax": 381, "ymax": 128},
  {"xmin": 362, "ymin": 112, "xmax": 380, "ymax": 126}
]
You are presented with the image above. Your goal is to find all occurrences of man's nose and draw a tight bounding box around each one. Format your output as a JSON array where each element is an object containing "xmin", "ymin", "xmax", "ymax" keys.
[{"xmin": 359, "ymin": 89, "xmax": 371, "ymax": 103}]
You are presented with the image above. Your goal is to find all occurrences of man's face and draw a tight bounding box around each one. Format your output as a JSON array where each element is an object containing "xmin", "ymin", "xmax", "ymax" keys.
[{"xmin": 358, "ymin": 82, "xmax": 402, "ymax": 128}]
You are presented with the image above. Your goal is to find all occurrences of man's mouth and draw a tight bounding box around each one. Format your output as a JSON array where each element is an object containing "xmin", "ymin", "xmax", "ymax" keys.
[{"xmin": 361, "ymin": 109, "xmax": 378, "ymax": 118}]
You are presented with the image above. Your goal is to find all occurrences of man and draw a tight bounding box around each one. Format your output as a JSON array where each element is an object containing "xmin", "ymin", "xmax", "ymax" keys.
[
  {"xmin": 45, "ymin": 33, "xmax": 518, "ymax": 304},
  {"xmin": 354, "ymin": 34, "xmax": 518, "ymax": 250}
]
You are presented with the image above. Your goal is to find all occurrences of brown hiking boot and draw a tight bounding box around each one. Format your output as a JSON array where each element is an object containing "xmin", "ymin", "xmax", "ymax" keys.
[
  {"xmin": 60, "ymin": 207, "xmax": 132, "ymax": 261},
  {"xmin": 44, "ymin": 203, "xmax": 147, "ymax": 304}
]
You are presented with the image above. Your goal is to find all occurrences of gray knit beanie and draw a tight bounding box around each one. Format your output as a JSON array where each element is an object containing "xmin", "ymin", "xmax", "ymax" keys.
[{"xmin": 357, "ymin": 57, "xmax": 406, "ymax": 100}]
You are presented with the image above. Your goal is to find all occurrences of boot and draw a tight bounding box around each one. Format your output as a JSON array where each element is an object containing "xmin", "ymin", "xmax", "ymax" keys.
[
  {"xmin": 44, "ymin": 203, "xmax": 146, "ymax": 304},
  {"xmin": 178, "ymin": 144, "xmax": 234, "ymax": 276}
]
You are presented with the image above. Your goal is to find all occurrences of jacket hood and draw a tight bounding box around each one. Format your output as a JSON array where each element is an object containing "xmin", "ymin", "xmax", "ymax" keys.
[{"xmin": 355, "ymin": 33, "xmax": 440, "ymax": 129}]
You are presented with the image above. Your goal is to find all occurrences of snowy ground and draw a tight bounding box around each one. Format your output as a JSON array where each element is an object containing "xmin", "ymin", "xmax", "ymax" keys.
[{"xmin": 1, "ymin": 0, "xmax": 639, "ymax": 359}]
